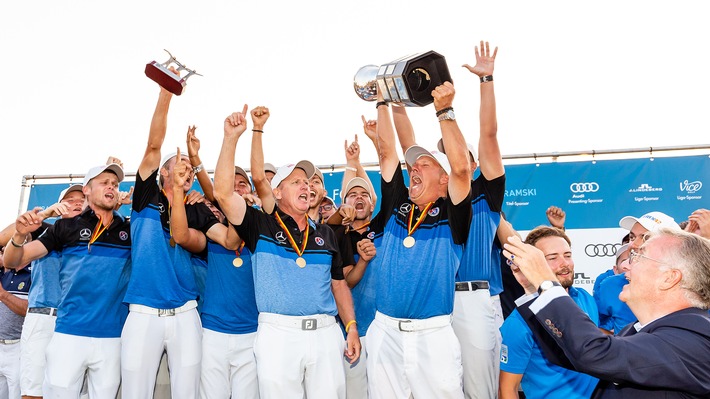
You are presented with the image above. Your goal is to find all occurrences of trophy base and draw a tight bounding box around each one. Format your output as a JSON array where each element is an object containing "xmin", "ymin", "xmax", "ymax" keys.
[{"xmin": 145, "ymin": 62, "xmax": 186, "ymax": 95}]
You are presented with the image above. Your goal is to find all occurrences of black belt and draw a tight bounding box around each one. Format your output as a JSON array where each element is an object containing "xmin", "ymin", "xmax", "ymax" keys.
[
  {"xmin": 455, "ymin": 281, "xmax": 490, "ymax": 292},
  {"xmin": 28, "ymin": 307, "xmax": 58, "ymax": 317}
]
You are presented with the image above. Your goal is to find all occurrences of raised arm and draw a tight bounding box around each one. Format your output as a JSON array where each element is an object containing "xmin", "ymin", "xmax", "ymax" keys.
[
  {"xmin": 3, "ymin": 210, "xmax": 49, "ymax": 270},
  {"xmin": 463, "ymin": 41, "xmax": 504, "ymax": 180},
  {"xmin": 391, "ymin": 105, "xmax": 417, "ymax": 156},
  {"xmin": 214, "ymin": 106, "xmax": 250, "ymax": 226},
  {"xmin": 170, "ymin": 147, "xmax": 207, "ymax": 254},
  {"xmin": 342, "ymin": 133, "xmax": 377, "ymax": 205},
  {"xmin": 138, "ymin": 71, "xmax": 177, "ymax": 181},
  {"xmin": 375, "ymin": 95, "xmax": 400, "ymax": 183},
  {"xmin": 250, "ymin": 106, "xmax": 275, "ymax": 214},
  {"xmin": 433, "ymin": 82, "xmax": 471, "ymax": 205},
  {"xmin": 186, "ymin": 125, "xmax": 215, "ymax": 202}
]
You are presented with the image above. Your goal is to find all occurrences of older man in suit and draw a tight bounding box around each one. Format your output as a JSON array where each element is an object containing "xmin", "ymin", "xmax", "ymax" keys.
[{"xmin": 503, "ymin": 228, "xmax": 710, "ymax": 398}]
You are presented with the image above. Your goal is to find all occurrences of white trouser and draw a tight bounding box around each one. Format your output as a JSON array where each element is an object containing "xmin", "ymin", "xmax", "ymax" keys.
[
  {"xmin": 20, "ymin": 312, "xmax": 56, "ymax": 396},
  {"xmin": 344, "ymin": 335, "xmax": 368, "ymax": 399},
  {"xmin": 453, "ymin": 287, "xmax": 502, "ymax": 399},
  {"xmin": 367, "ymin": 311, "xmax": 463, "ymax": 399},
  {"xmin": 0, "ymin": 341, "xmax": 21, "ymax": 399},
  {"xmin": 254, "ymin": 313, "xmax": 345, "ymax": 399},
  {"xmin": 44, "ymin": 333, "xmax": 121, "ymax": 399},
  {"xmin": 200, "ymin": 329, "xmax": 258, "ymax": 399},
  {"xmin": 120, "ymin": 303, "xmax": 202, "ymax": 399}
]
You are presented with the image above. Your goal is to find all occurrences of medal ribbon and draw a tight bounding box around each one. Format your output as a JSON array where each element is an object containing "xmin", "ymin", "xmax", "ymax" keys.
[
  {"xmin": 407, "ymin": 202, "xmax": 433, "ymax": 236},
  {"xmin": 161, "ymin": 189, "xmax": 188, "ymax": 241},
  {"xmin": 88, "ymin": 215, "xmax": 112, "ymax": 253},
  {"xmin": 275, "ymin": 212, "xmax": 309, "ymax": 258},
  {"xmin": 235, "ymin": 241, "xmax": 246, "ymax": 257}
]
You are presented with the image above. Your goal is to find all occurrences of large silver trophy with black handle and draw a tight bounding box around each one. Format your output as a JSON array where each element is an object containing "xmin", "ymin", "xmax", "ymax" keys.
[
  {"xmin": 145, "ymin": 50, "xmax": 202, "ymax": 96},
  {"xmin": 353, "ymin": 50, "xmax": 452, "ymax": 107}
]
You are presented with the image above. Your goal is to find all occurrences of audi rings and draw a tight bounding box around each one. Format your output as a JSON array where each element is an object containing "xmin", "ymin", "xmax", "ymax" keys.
[
  {"xmin": 585, "ymin": 243, "xmax": 620, "ymax": 257},
  {"xmin": 569, "ymin": 182, "xmax": 599, "ymax": 193}
]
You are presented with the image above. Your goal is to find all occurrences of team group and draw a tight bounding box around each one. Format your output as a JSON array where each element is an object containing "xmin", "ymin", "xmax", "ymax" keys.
[{"xmin": 2, "ymin": 40, "xmax": 710, "ymax": 399}]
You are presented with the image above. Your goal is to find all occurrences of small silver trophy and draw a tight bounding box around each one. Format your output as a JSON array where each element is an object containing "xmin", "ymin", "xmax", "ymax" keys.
[{"xmin": 145, "ymin": 50, "xmax": 202, "ymax": 95}]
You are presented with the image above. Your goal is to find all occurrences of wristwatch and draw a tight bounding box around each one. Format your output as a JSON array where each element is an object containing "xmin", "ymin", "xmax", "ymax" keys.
[
  {"xmin": 438, "ymin": 109, "xmax": 456, "ymax": 122},
  {"xmin": 537, "ymin": 280, "xmax": 561, "ymax": 294}
]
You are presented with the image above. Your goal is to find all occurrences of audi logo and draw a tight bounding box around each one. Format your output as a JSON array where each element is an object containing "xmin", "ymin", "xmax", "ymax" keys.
[
  {"xmin": 570, "ymin": 182, "xmax": 600, "ymax": 193},
  {"xmin": 585, "ymin": 243, "xmax": 620, "ymax": 257}
]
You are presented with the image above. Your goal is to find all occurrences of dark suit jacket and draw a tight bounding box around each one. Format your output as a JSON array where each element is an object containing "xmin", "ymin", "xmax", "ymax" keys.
[{"xmin": 519, "ymin": 294, "xmax": 710, "ymax": 398}]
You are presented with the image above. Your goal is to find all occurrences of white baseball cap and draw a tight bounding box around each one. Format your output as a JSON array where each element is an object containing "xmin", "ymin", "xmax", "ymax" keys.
[
  {"xmin": 615, "ymin": 243, "xmax": 630, "ymax": 261},
  {"xmin": 341, "ymin": 177, "xmax": 372, "ymax": 200},
  {"xmin": 234, "ymin": 166, "xmax": 252, "ymax": 188},
  {"xmin": 270, "ymin": 160, "xmax": 316, "ymax": 189},
  {"xmin": 58, "ymin": 184, "xmax": 84, "ymax": 202},
  {"xmin": 160, "ymin": 151, "xmax": 190, "ymax": 169},
  {"xmin": 83, "ymin": 163, "xmax": 125, "ymax": 186},
  {"xmin": 436, "ymin": 138, "xmax": 478, "ymax": 164},
  {"xmin": 404, "ymin": 145, "xmax": 451, "ymax": 175},
  {"xmin": 619, "ymin": 211, "xmax": 681, "ymax": 232},
  {"xmin": 264, "ymin": 163, "xmax": 277, "ymax": 174}
]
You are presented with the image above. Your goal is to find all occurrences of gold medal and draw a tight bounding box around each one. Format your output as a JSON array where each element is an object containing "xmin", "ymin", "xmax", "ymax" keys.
[
  {"xmin": 296, "ymin": 257, "xmax": 307, "ymax": 268},
  {"xmin": 233, "ymin": 257, "xmax": 243, "ymax": 267},
  {"xmin": 403, "ymin": 236, "xmax": 415, "ymax": 248},
  {"xmin": 169, "ymin": 237, "xmax": 176, "ymax": 247}
]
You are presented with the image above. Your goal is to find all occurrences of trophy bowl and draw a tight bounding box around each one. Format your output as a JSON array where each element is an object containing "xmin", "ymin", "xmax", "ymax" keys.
[{"xmin": 353, "ymin": 65, "xmax": 379, "ymax": 102}]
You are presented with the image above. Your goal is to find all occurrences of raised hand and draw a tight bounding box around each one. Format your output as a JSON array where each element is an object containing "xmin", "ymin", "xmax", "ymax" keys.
[
  {"xmin": 546, "ymin": 206, "xmax": 566, "ymax": 229},
  {"xmin": 186, "ymin": 125, "xmax": 200, "ymax": 159},
  {"xmin": 106, "ymin": 156, "xmax": 124, "ymax": 169},
  {"xmin": 186, "ymin": 190, "xmax": 205, "ymax": 205},
  {"xmin": 172, "ymin": 147, "xmax": 190, "ymax": 189},
  {"xmin": 15, "ymin": 208, "xmax": 45, "ymax": 236},
  {"xmin": 224, "ymin": 104, "xmax": 249, "ymax": 138},
  {"xmin": 431, "ymin": 81, "xmax": 455, "ymax": 112},
  {"xmin": 462, "ymin": 40, "xmax": 498, "ymax": 78},
  {"xmin": 344, "ymin": 135, "xmax": 361, "ymax": 163},
  {"xmin": 250, "ymin": 106, "xmax": 270, "ymax": 129},
  {"xmin": 360, "ymin": 115, "xmax": 377, "ymax": 143}
]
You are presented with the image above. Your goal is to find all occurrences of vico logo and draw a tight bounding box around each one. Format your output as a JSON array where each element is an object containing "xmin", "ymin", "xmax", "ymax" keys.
[{"xmin": 680, "ymin": 180, "xmax": 702, "ymax": 194}]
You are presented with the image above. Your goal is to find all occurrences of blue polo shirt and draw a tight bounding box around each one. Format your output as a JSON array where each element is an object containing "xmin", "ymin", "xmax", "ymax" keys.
[
  {"xmin": 500, "ymin": 286, "xmax": 599, "ymax": 399},
  {"xmin": 38, "ymin": 208, "xmax": 131, "ymax": 338},
  {"xmin": 593, "ymin": 268, "xmax": 616, "ymax": 330},
  {"xmin": 597, "ymin": 273, "xmax": 636, "ymax": 334},
  {"xmin": 126, "ymin": 169, "xmax": 218, "ymax": 309},
  {"xmin": 200, "ymin": 238, "xmax": 258, "ymax": 334},
  {"xmin": 234, "ymin": 206, "xmax": 343, "ymax": 316},
  {"xmin": 457, "ymin": 174, "xmax": 505, "ymax": 294},
  {"xmin": 368, "ymin": 167, "xmax": 471, "ymax": 319}
]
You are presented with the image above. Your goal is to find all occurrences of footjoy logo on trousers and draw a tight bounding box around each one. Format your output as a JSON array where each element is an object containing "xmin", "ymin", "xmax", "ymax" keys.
[
  {"xmin": 585, "ymin": 243, "xmax": 620, "ymax": 257},
  {"xmin": 570, "ymin": 182, "xmax": 599, "ymax": 193},
  {"xmin": 680, "ymin": 180, "xmax": 702, "ymax": 194}
]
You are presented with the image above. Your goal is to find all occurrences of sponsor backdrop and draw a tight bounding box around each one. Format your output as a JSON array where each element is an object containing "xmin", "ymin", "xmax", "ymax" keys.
[{"xmin": 24, "ymin": 155, "xmax": 709, "ymax": 293}]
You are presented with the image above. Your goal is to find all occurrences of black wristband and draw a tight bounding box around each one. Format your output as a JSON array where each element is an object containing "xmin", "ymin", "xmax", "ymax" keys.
[
  {"xmin": 435, "ymin": 107, "xmax": 453, "ymax": 117},
  {"xmin": 375, "ymin": 101, "xmax": 388, "ymax": 108},
  {"xmin": 252, "ymin": 129, "xmax": 264, "ymax": 133},
  {"xmin": 480, "ymin": 75, "xmax": 493, "ymax": 83}
]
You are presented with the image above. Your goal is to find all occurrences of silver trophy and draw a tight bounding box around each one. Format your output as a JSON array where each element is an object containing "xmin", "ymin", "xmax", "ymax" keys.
[
  {"xmin": 353, "ymin": 50, "xmax": 452, "ymax": 107},
  {"xmin": 145, "ymin": 50, "xmax": 202, "ymax": 96}
]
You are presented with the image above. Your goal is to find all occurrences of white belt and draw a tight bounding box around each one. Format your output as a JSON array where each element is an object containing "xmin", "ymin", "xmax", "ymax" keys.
[
  {"xmin": 258, "ymin": 312, "xmax": 336, "ymax": 331},
  {"xmin": 0, "ymin": 339, "xmax": 20, "ymax": 344},
  {"xmin": 129, "ymin": 300, "xmax": 197, "ymax": 317},
  {"xmin": 376, "ymin": 311, "xmax": 452, "ymax": 332}
]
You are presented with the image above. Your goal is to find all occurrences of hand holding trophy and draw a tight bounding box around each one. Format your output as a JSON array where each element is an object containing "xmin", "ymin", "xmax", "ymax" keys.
[{"xmin": 145, "ymin": 49, "xmax": 202, "ymax": 95}]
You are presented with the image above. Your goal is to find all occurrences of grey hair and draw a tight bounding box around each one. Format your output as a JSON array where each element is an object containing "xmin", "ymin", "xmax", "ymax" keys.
[{"xmin": 653, "ymin": 228, "xmax": 710, "ymax": 309}]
